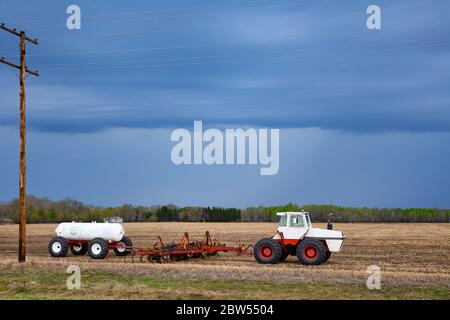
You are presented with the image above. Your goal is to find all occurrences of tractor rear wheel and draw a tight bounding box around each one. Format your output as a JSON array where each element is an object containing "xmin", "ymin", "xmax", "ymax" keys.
[
  {"xmin": 48, "ymin": 236, "xmax": 69, "ymax": 257},
  {"xmin": 113, "ymin": 236, "xmax": 133, "ymax": 256},
  {"xmin": 296, "ymin": 239, "xmax": 327, "ymax": 265},
  {"xmin": 70, "ymin": 243, "xmax": 88, "ymax": 256},
  {"xmin": 254, "ymin": 238, "xmax": 283, "ymax": 264},
  {"xmin": 88, "ymin": 238, "xmax": 109, "ymax": 259}
]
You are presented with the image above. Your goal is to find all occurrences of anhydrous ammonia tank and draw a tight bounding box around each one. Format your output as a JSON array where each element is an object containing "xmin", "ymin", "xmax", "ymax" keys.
[{"xmin": 55, "ymin": 222, "xmax": 125, "ymax": 242}]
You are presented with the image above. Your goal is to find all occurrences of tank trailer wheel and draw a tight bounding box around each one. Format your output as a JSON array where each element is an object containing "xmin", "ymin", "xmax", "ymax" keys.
[
  {"xmin": 254, "ymin": 238, "xmax": 283, "ymax": 264},
  {"xmin": 48, "ymin": 236, "xmax": 69, "ymax": 257},
  {"xmin": 296, "ymin": 239, "xmax": 327, "ymax": 265},
  {"xmin": 88, "ymin": 238, "xmax": 109, "ymax": 259},
  {"xmin": 113, "ymin": 236, "xmax": 133, "ymax": 256},
  {"xmin": 70, "ymin": 243, "xmax": 88, "ymax": 256}
]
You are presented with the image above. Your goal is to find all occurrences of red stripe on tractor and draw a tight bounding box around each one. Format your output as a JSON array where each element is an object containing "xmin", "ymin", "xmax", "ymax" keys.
[{"xmin": 279, "ymin": 239, "xmax": 298, "ymax": 246}]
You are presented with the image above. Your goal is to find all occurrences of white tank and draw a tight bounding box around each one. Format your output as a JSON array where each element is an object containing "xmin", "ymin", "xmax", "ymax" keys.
[{"xmin": 55, "ymin": 222, "xmax": 125, "ymax": 242}]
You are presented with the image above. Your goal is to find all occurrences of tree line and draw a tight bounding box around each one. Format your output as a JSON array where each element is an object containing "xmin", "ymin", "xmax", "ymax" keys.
[{"xmin": 0, "ymin": 196, "xmax": 448, "ymax": 224}]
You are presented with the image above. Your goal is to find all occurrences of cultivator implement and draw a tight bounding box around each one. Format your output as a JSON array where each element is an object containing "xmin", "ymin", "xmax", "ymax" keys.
[{"xmin": 125, "ymin": 231, "xmax": 253, "ymax": 263}]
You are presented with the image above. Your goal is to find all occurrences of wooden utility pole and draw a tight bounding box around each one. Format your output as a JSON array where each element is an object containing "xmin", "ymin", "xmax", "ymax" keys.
[{"xmin": 0, "ymin": 23, "xmax": 39, "ymax": 263}]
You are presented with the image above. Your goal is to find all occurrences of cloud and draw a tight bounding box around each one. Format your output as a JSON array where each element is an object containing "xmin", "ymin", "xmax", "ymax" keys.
[{"xmin": 0, "ymin": 0, "xmax": 450, "ymax": 133}]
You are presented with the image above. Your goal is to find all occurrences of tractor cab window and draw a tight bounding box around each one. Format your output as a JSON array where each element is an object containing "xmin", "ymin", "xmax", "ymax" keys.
[
  {"xmin": 290, "ymin": 215, "xmax": 305, "ymax": 228},
  {"xmin": 278, "ymin": 215, "xmax": 287, "ymax": 227}
]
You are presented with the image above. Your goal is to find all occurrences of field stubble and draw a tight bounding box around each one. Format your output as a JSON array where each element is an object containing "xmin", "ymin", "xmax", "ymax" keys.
[{"xmin": 0, "ymin": 222, "xmax": 449, "ymax": 299}]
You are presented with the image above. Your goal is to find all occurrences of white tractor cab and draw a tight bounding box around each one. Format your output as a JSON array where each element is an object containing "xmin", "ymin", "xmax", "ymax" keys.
[{"xmin": 254, "ymin": 211, "xmax": 345, "ymax": 265}]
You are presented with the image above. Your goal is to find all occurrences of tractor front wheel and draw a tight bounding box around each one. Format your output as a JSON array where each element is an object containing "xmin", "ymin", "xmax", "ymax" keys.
[
  {"xmin": 254, "ymin": 238, "xmax": 283, "ymax": 264},
  {"xmin": 296, "ymin": 239, "xmax": 327, "ymax": 265}
]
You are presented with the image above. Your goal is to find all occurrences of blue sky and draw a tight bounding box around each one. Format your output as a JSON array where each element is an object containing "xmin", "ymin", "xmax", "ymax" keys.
[{"xmin": 1, "ymin": 0, "xmax": 450, "ymax": 208}]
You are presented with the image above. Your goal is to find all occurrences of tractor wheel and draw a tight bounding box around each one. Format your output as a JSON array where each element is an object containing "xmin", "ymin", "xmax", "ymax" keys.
[
  {"xmin": 70, "ymin": 243, "xmax": 88, "ymax": 256},
  {"xmin": 88, "ymin": 238, "xmax": 109, "ymax": 259},
  {"xmin": 48, "ymin": 236, "xmax": 69, "ymax": 257},
  {"xmin": 113, "ymin": 236, "xmax": 133, "ymax": 256},
  {"xmin": 296, "ymin": 239, "xmax": 327, "ymax": 265},
  {"xmin": 254, "ymin": 238, "xmax": 283, "ymax": 264},
  {"xmin": 322, "ymin": 251, "xmax": 331, "ymax": 263}
]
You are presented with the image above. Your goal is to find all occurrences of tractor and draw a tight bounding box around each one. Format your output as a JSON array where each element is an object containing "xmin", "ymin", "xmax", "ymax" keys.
[{"xmin": 254, "ymin": 211, "xmax": 345, "ymax": 265}]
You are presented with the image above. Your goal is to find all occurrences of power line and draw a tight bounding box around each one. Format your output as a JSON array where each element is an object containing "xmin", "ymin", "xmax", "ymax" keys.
[
  {"xmin": 1, "ymin": 17, "xmax": 450, "ymax": 50},
  {"xmin": 1, "ymin": 3, "xmax": 449, "ymax": 48},
  {"xmin": 6, "ymin": 0, "xmax": 450, "ymax": 26},
  {"xmin": 5, "ymin": 0, "xmax": 272, "ymax": 25},
  {"xmin": 4, "ymin": 0, "xmax": 278, "ymax": 30},
  {"xmin": 38, "ymin": 34, "xmax": 449, "ymax": 69},
  {"xmin": 4, "ymin": 40, "xmax": 253, "ymax": 58},
  {"xmin": 3, "ymin": 13, "xmax": 450, "ymax": 60},
  {"xmin": 34, "ymin": 22, "xmax": 248, "ymax": 42},
  {"xmin": 41, "ymin": 40, "xmax": 450, "ymax": 72},
  {"xmin": 82, "ymin": 0, "xmax": 272, "ymax": 20},
  {"xmin": 4, "ymin": 0, "xmax": 449, "ymax": 30},
  {"xmin": 15, "ymin": 33, "xmax": 450, "ymax": 64},
  {"xmin": 3, "ymin": 15, "xmax": 448, "ymax": 46}
]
